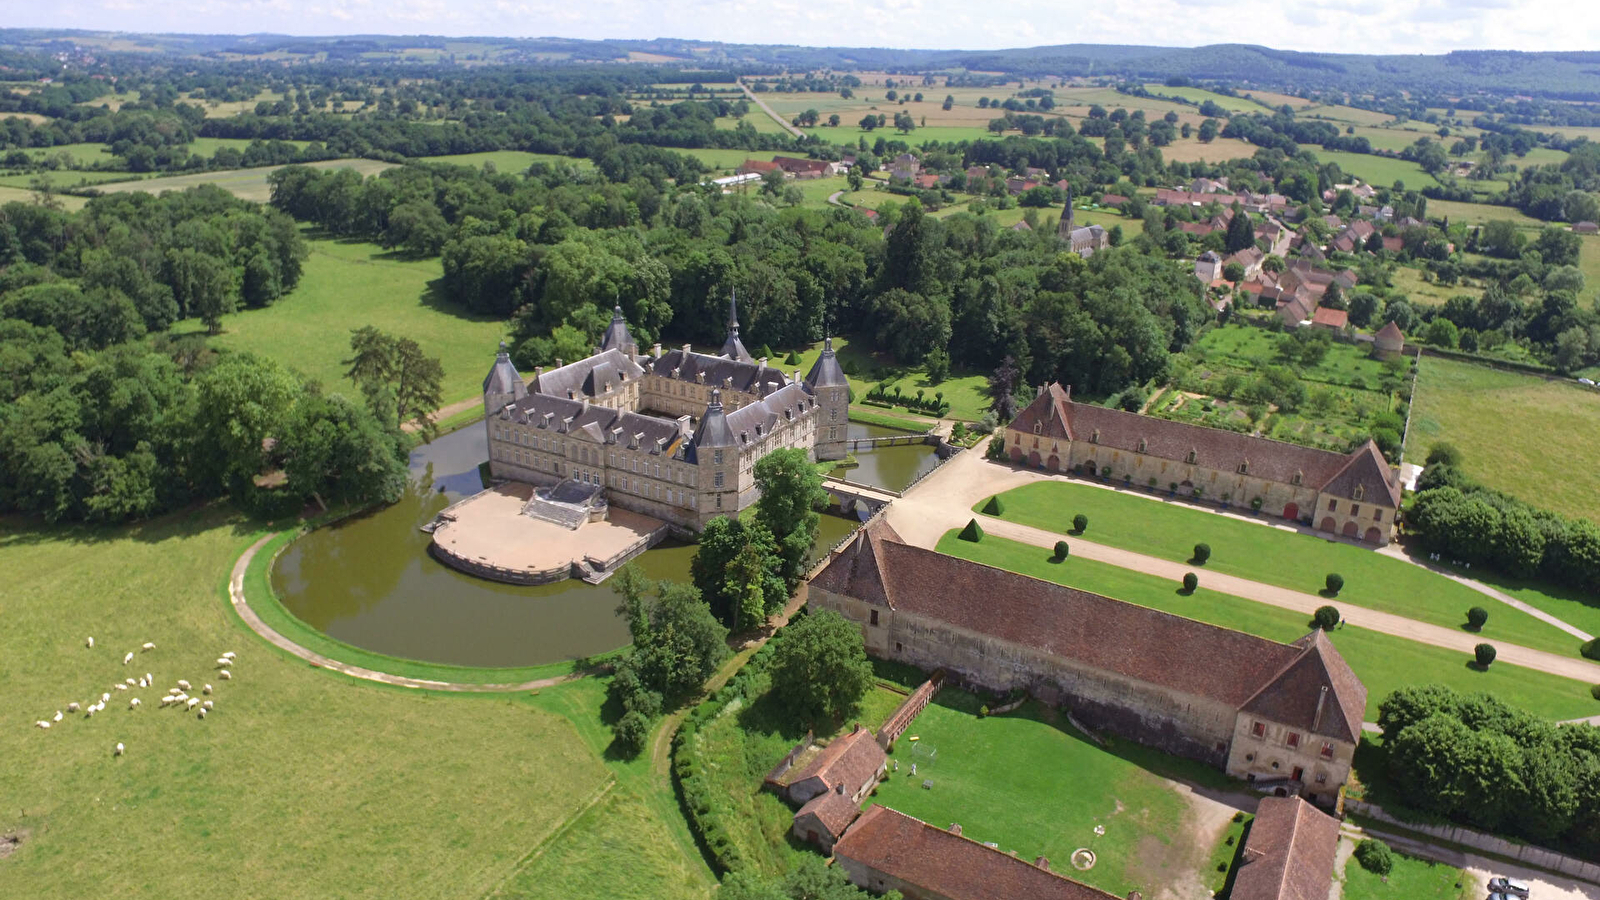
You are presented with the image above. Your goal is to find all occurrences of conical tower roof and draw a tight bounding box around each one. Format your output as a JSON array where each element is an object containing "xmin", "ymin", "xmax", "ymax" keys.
[
  {"xmin": 804, "ymin": 337, "xmax": 848, "ymax": 389},
  {"xmin": 482, "ymin": 341, "xmax": 524, "ymax": 396},
  {"xmin": 599, "ymin": 305, "xmax": 635, "ymax": 355},
  {"xmin": 720, "ymin": 291, "xmax": 753, "ymax": 363}
]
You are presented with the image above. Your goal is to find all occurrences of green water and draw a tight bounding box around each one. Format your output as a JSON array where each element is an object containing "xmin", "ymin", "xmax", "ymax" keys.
[
  {"xmin": 272, "ymin": 423, "xmax": 861, "ymax": 668},
  {"xmin": 841, "ymin": 421, "xmax": 942, "ymax": 492}
]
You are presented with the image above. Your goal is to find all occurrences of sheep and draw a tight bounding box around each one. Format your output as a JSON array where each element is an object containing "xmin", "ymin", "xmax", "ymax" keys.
[
  {"xmin": 202, "ymin": 700, "xmax": 213, "ymax": 710},
  {"xmin": 84, "ymin": 706, "xmax": 95, "ymax": 718},
  {"xmin": 202, "ymin": 684, "xmax": 212, "ymax": 695},
  {"xmin": 125, "ymin": 678, "xmax": 136, "ymax": 686},
  {"xmin": 141, "ymin": 642, "xmax": 155, "ymax": 652},
  {"xmin": 177, "ymin": 680, "xmax": 191, "ymax": 691},
  {"xmin": 214, "ymin": 658, "xmax": 230, "ymax": 668},
  {"xmin": 100, "ymin": 692, "xmax": 111, "ymax": 703},
  {"xmin": 86, "ymin": 636, "xmax": 94, "ymax": 649},
  {"xmin": 218, "ymin": 670, "xmax": 231, "ymax": 680},
  {"xmin": 128, "ymin": 698, "xmax": 141, "ymax": 709},
  {"xmin": 114, "ymin": 742, "xmax": 124, "ymax": 756},
  {"xmin": 168, "ymin": 687, "xmax": 182, "ymax": 696},
  {"xmin": 196, "ymin": 708, "xmax": 206, "ymax": 720},
  {"xmin": 36, "ymin": 721, "xmax": 50, "ymax": 729},
  {"xmin": 173, "ymin": 693, "xmax": 187, "ymax": 703},
  {"xmin": 144, "ymin": 672, "xmax": 153, "ymax": 685},
  {"xmin": 185, "ymin": 698, "xmax": 199, "ymax": 710},
  {"xmin": 52, "ymin": 711, "xmax": 63, "ymax": 722},
  {"xmin": 67, "ymin": 701, "xmax": 80, "ymax": 713},
  {"xmin": 222, "ymin": 652, "xmax": 236, "ymax": 660},
  {"xmin": 158, "ymin": 696, "xmax": 174, "ymax": 707},
  {"xmin": 123, "ymin": 651, "xmax": 133, "ymax": 665},
  {"xmin": 114, "ymin": 683, "xmax": 128, "ymax": 691},
  {"xmin": 137, "ymin": 678, "xmax": 147, "ymax": 688}
]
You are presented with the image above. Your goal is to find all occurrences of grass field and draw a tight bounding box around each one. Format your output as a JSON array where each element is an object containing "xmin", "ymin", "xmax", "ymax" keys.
[
  {"xmin": 1143, "ymin": 84, "xmax": 1259, "ymax": 112},
  {"xmin": 977, "ymin": 481, "xmax": 1586, "ymax": 657},
  {"xmin": 788, "ymin": 335, "xmax": 992, "ymax": 422},
  {"xmin": 1341, "ymin": 846, "xmax": 1475, "ymax": 900},
  {"xmin": 682, "ymin": 148, "xmax": 762, "ymax": 172},
  {"xmin": 89, "ymin": 158, "xmax": 396, "ymax": 203},
  {"xmin": 416, "ymin": 150, "xmax": 594, "ymax": 172},
  {"xmin": 0, "ymin": 507, "xmax": 709, "ymax": 900},
  {"xmin": 24, "ymin": 142, "xmax": 117, "ymax": 167},
  {"xmin": 1408, "ymin": 355, "xmax": 1600, "ymax": 521},
  {"xmin": 867, "ymin": 688, "xmax": 1226, "ymax": 899},
  {"xmin": 169, "ymin": 234, "xmax": 507, "ymax": 405},
  {"xmin": 185, "ymin": 136, "xmax": 311, "ymax": 156},
  {"xmin": 936, "ymin": 532, "xmax": 1600, "ymax": 721},
  {"xmin": 1390, "ymin": 266, "xmax": 1476, "ymax": 307},
  {"xmin": 1423, "ymin": 198, "xmax": 1546, "ymax": 228},
  {"xmin": 1309, "ymin": 149, "xmax": 1440, "ymax": 190},
  {"xmin": 0, "ymin": 185, "xmax": 88, "ymax": 210},
  {"xmin": 1156, "ymin": 136, "xmax": 1263, "ymax": 164},
  {"xmin": 0, "ymin": 170, "xmax": 140, "ymax": 189}
]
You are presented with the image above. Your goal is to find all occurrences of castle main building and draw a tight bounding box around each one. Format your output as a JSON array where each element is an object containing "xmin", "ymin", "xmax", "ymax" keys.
[{"xmin": 481, "ymin": 299, "xmax": 850, "ymax": 531}]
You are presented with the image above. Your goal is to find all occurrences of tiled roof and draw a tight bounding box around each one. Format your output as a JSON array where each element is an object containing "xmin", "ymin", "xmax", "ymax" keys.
[
  {"xmin": 738, "ymin": 159, "xmax": 781, "ymax": 173},
  {"xmin": 1374, "ymin": 321, "xmax": 1404, "ymax": 349},
  {"xmin": 795, "ymin": 789, "xmax": 861, "ymax": 839},
  {"xmin": 1319, "ymin": 440, "xmax": 1402, "ymax": 509},
  {"xmin": 810, "ymin": 517, "xmax": 899, "ymax": 606},
  {"xmin": 1011, "ymin": 389, "xmax": 1396, "ymax": 503},
  {"xmin": 1230, "ymin": 797, "xmax": 1342, "ymax": 900},
  {"xmin": 835, "ymin": 806, "xmax": 1119, "ymax": 900},
  {"xmin": 502, "ymin": 392, "xmax": 682, "ymax": 453},
  {"xmin": 532, "ymin": 348, "xmax": 644, "ymax": 399},
  {"xmin": 650, "ymin": 349, "xmax": 788, "ymax": 396},
  {"xmin": 1311, "ymin": 306, "xmax": 1349, "ymax": 329},
  {"xmin": 1240, "ymin": 631, "xmax": 1366, "ymax": 744},
  {"xmin": 772, "ymin": 156, "xmax": 830, "ymax": 174},
  {"xmin": 789, "ymin": 726, "xmax": 885, "ymax": 796}
]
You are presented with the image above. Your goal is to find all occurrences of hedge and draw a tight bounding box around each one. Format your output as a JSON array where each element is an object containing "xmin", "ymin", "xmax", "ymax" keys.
[{"xmin": 959, "ymin": 518, "xmax": 984, "ymax": 542}]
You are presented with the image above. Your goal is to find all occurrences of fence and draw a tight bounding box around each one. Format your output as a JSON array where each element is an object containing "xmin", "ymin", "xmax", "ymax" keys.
[
  {"xmin": 1345, "ymin": 800, "xmax": 1600, "ymax": 886},
  {"xmin": 878, "ymin": 671, "xmax": 946, "ymax": 751}
]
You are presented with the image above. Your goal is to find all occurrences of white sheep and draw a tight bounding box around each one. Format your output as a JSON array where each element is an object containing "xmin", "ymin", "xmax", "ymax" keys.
[
  {"xmin": 86, "ymin": 636, "xmax": 94, "ymax": 649},
  {"xmin": 145, "ymin": 672, "xmax": 152, "ymax": 685},
  {"xmin": 123, "ymin": 652, "xmax": 133, "ymax": 665},
  {"xmin": 219, "ymin": 670, "xmax": 231, "ymax": 680},
  {"xmin": 177, "ymin": 680, "xmax": 191, "ymax": 691},
  {"xmin": 114, "ymin": 742, "xmax": 124, "ymax": 756},
  {"xmin": 84, "ymin": 706, "xmax": 95, "ymax": 718},
  {"xmin": 114, "ymin": 683, "xmax": 128, "ymax": 691},
  {"xmin": 158, "ymin": 696, "xmax": 174, "ymax": 707},
  {"xmin": 125, "ymin": 678, "xmax": 136, "ymax": 685},
  {"xmin": 202, "ymin": 700, "xmax": 213, "ymax": 710},
  {"xmin": 222, "ymin": 652, "xmax": 236, "ymax": 660},
  {"xmin": 196, "ymin": 708, "xmax": 206, "ymax": 720},
  {"xmin": 36, "ymin": 720, "xmax": 50, "ymax": 729},
  {"xmin": 94, "ymin": 701, "xmax": 105, "ymax": 712},
  {"xmin": 185, "ymin": 698, "xmax": 199, "ymax": 710},
  {"xmin": 68, "ymin": 701, "xmax": 81, "ymax": 713},
  {"xmin": 141, "ymin": 642, "xmax": 155, "ymax": 652},
  {"xmin": 128, "ymin": 698, "xmax": 141, "ymax": 709},
  {"xmin": 52, "ymin": 710, "xmax": 63, "ymax": 722},
  {"xmin": 202, "ymin": 684, "xmax": 212, "ymax": 695},
  {"xmin": 173, "ymin": 693, "xmax": 187, "ymax": 703},
  {"xmin": 168, "ymin": 688, "xmax": 182, "ymax": 696},
  {"xmin": 137, "ymin": 678, "xmax": 147, "ymax": 688},
  {"xmin": 100, "ymin": 692, "xmax": 111, "ymax": 703},
  {"xmin": 214, "ymin": 658, "xmax": 230, "ymax": 668}
]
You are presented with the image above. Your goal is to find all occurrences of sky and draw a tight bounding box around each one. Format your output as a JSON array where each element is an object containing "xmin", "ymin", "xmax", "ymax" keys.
[{"xmin": 10, "ymin": 0, "xmax": 1600, "ymax": 56}]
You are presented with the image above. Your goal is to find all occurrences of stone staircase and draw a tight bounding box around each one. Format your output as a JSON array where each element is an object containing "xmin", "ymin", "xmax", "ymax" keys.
[{"xmin": 521, "ymin": 494, "xmax": 588, "ymax": 530}]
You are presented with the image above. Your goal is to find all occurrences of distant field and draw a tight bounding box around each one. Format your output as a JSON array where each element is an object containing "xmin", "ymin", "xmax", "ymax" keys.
[
  {"xmin": 1390, "ymin": 266, "xmax": 1471, "ymax": 307},
  {"xmin": 1408, "ymin": 355, "xmax": 1600, "ymax": 520},
  {"xmin": 0, "ymin": 111, "xmax": 52, "ymax": 125},
  {"xmin": 76, "ymin": 89, "xmax": 140, "ymax": 111},
  {"xmin": 25, "ymin": 142, "xmax": 117, "ymax": 167},
  {"xmin": 0, "ymin": 170, "xmax": 140, "ymax": 189},
  {"xmin": 1308, "ymin": 149, "xmax": 1439, "ymax": 189},
  {"xmin": 416, "ymin": 150, "xmax": 594, "ymax": 172},
  {"xmin": 1301, "ymin": 104, "xmax": 1399, "ymax": 127},
  {"xmin": 1158, "ymin": 136, "xmax": 1261, "ymax": 164},
  {"xmin": 170, "ymin": 235, "xmax": 507, "ymax": 405},
  {"xmin": 1237, "ymin": 89, "xmax": 1314, "ymax": 110},
  {"xmin": 713, "ymin": 113, "xmax": 788, "ymax": 135},
  {"xmin": 1423, "ymin": 198, "xmax": 1546, "ymax": 228},
  {"xmin": 186, "ymin": 136, "xmax": 311, "ymax": 156},
  {"xmin": 90, "ymin": 158, "xmax": 395, "ymax": 203},
  {"xmin": 1143, "ymin": 84, "xmax": 1257, "ymax": 112},
  {"xmin": 680, "ymin": 148, "xmax": 760, "ymax": 172},
  {"xmin": 0, "ymin": 185, "xmax": 87, "ymax": 210}
]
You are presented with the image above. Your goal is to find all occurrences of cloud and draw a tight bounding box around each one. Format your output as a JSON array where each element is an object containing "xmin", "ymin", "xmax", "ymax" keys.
[{"xmin": 9, "ymin": 0, "xmax": 1600, "ymax": 55}]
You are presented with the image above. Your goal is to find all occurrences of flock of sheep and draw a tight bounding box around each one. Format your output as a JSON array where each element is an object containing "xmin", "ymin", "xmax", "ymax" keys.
[{"xmin": 33, "ymin": 637, "xmax": 240, "ymax": 757}]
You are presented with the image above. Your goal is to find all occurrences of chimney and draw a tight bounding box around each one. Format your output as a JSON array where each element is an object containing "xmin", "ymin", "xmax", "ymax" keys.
[
  {"xmin": 758, "ymin": 356, "xmax": 767, "ymax": 371},
  {"xmin": 677, "ymin": 414, "xmax": 692, "ymax": 439},
  {"xmin": 534, "ymin": 366, "xmax": 544, "ymax": 380},
  {"xmin": 1312, "ymin": 684, "xmax": 1329, "ymax": 733},
  {"xmin": 948, "ymin": 823, "xmax": 962, "ymax": 836},
  {"xmin": 652, "ymin": 342, "xmax": 662, "ymax": 358},
  {"xmin": 682, "ymin": 343, "xmax": 691, "ymax": 355},
  {"xmin": 1034, "ymin": 857, "xmax": 1050, "ymax": 871},
  {"xmin": 1127, "ymin": 892, "xmax": 1143, "ymax": 900},
  {"xmin": 555, "ymin": 358, "xmax": 563, "ymax": 368},
  {"xmin": 1036, "ymin": 383, "xmax": 1045, "ymax": 398}
]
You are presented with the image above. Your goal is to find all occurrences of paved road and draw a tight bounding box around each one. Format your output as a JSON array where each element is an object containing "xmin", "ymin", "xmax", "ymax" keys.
[
  {"xmin": 736, "ymin": 79, "xmax": 806, "ymax": 138},
  {"xmin": 886, "ymin": 439, "xmax": 1600, "ymax": 685}
]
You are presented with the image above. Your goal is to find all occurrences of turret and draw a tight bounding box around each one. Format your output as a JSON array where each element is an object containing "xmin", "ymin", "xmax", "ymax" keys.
[
  {"xmin": 805, "ymin": 337, "xmax": 849, "ymax": 461},
  {"xmin": 720, "ymin": 291, "xmax": 753, "ymax": 363},
  {"xmin": 482, "ymin": 341, "xmax": 526, "ymax": 417},
  {"xmin": 689, "ymin": 389, "xmax": 738, "ymax": 518},
  {"xmin": 599, "ymin": 304, "xmax": 637, "ymax": 357}
]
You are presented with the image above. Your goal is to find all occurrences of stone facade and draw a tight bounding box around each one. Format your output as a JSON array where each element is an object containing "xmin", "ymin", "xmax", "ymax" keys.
[
  {"xmin": 481, "ymin": 303, "xmax": 849, "ymax": 531},
  {"xmin": 808, "ymin": 521, "xmax": 1366, "ymax": 805},
  {"xmin": 1003, "ymin": 384, "xmax": 1401, "ymax": 545}
]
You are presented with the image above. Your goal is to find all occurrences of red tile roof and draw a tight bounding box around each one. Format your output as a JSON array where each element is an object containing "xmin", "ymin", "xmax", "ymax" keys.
[
  {"xmin": 834, "ymin": 806, "xmax": 1120, "ymax": 900},
  {"xmin": 795, "ymin": 789, "xmax": 861, "ymax": 840},
  {"xmin": 1311, "ymin": 306, "xmax": 1349, "ymax": 329},
  {"xmin": 1230, "ymin": 797, "xmax": 1342, "ymax": 900},
  {"xmin": 787, "ymin": 725, "xmax": 885, "ymax": 796},
  {"xmin": 738, "ymin": 159, "xmax": 781, "ymax": 173},
  {"xmin": 1374, "ymin": 321, "xmax": 1405, "ymax": 349}
]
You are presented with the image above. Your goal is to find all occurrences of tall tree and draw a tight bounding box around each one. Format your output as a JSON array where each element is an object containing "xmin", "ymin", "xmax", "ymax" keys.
[
  {"xmin": 769, "ymin": 610, "xmax": 874, "ymax": 727},
  {"xmin": 343, "ymin": 326, "xmax": 446, "ymax": 439},
  {"xmin": 753, "ymin": 447, "xmax": 828, "ymax": 588}
]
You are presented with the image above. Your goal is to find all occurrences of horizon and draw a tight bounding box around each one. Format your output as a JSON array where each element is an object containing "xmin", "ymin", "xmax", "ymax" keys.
[{"xmin": 8, "ymin": 1, "xmax": 1600, "ymax": 57}]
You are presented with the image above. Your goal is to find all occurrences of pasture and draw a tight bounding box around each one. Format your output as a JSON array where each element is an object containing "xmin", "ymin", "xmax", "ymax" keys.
[
  {"xmin": 0, "ymin": 507, "xmax": 709, "ymax": 900},
  {"xmin": 1308, "ymin": 149, "xmax": 1439, "ymax": 190},
  {"xmin": 416, "ymin": 150, "xmax": 594, "ymax": 172},
  {"xmin": 1422, "ymin": 198, "xmax": 1546, "ymax": 228},
  {"xmin": 24, "ymin": 142, "xmax": 118, "ymax": 167},
  {"xmin": 169, "ymin": 235, "xmax": 507, "ymax": 406},
  {"xmin": 1407, "ymin": 355, "xmax": 1600, "ymax": 521},
  {"xmin": 977, "ymin": 481, "xmax": 1587, "ymax": 657},
  {"xmin": 937, "ymin": 532, "xmax": 1600, "ymax": 722},
  {"xmin": 0, "ymin": 185, "xmax": 87, "ymax": 210},
  {"xmin": 89, "ymin": 158, "xmax": 396, "ymax": 203},
  {"xmin": 1143, "ymin": 84, "xmax": 1259, "ymax": 112}
]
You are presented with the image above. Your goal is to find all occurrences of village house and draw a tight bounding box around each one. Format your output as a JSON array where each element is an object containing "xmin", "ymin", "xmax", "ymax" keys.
[
  {"xmin": 1002, "ymin": 384, "xmax": 1401, "ymax": 544},
  {"xmin": 1226, "ymin": 246, "xmax": 1266, "ymax": 279},
  {"xmin": 833, "ymin": 806, "xmax": 1122, "ymax": 900},
  {"xmin": 1310, "ymin": 306, "xmax": 1349, "ymax": 332},
  {"xmin": 810, "ymin": 520, "xmax": 1368, "ymax": 804},
  {"xmin": 1574, "ymin": 221, "xmax": 1599, "ymax": 234},
  {"xmin": 767, "ymin": 725, "xmax": 888, "ymax": 852},
  {"xmin": 736, "ymin": 159, "xmax": 783, "ymax": 178},
  {"xmin": 889, "ymin": 152, "xmax": 921, "ymax": 180},
  {"xmin": 770, "ymin": 156, "xmax": 831, "ymax": 179},
  {"xmin": 1098, "ymin": 193, "xmax": 1129, "ymax": 208},
  {"xmin": 1195, "ymin": 250, "xmax": 1223, "ymax": 282},
  {"xmin": 1229, "ymin": 797, "xmax": 1342, "ymax": 900}
]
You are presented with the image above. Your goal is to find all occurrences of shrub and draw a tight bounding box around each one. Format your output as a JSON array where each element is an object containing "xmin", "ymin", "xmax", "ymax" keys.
[
  {"xmin": 1072, "ymin": 513, "xmax": 1088, "ymax": 533},
  {"xmin": 1475, "ymin": 643, "xmax": 1497, "ymax": 667},
  {"xmin": 1425, "ymin": 442, "xmax": 1462, "ymax": 468},
  {"xmin": 1584, "ymin": 638, "xmax": 1600, "ymax": 661},
  {"xmin": 1314, "ymin": 605, "xmax": 1341, "ymax": 630},
  {"xmin": 1466, "ymin": 606, "xmax": 1489, "ymax": 630},
  {"xmin": 1193, "ymin": 543, "xmax": 1211, "ymax": 564},
  {"xmin": 1325, "ymin": 573, "xmax": 1344, "ymax": 595},
  {"xmin": 959, "ymin": 518, "xmax": 985, "ymax": 542},
  {"xmin": 613, "ymin": 710, "xmax": 651, "ymax": 758},
  {"xmin": 1053, "ymin": 540, "xmax": 1070, "ymax": 562},
  {"xmin": 1354, "ymin": 839, "xmax": 1394, "ymax": 876},
  {"xmin": 979, "ymin": 704, "xmax": 989, "ymax": 717},
  {"xmin": 982, "ymin": 495, "xmax": 1005, "ymax": 516},
  {"xmin": 1251, "ymin": 496, "xmax": 1264, "ymax": 511},
  {"xmin": 1182, "ymin": 572, "xmax": 1199, "ymax": 593},
  {"xmin": 784, "ymin": 350, "xmax": 802, "ymax": 366}
]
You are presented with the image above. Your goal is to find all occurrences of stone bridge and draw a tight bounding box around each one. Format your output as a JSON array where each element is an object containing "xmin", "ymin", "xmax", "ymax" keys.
[{"xmin": 822, "ymin": 479, "xmax": 900, "ymax": 519}]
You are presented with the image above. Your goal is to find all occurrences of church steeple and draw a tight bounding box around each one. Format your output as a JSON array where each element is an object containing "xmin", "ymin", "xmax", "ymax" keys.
[{"xmin": 720, "ymin": 290, "xmax": 753, "ymax": 363}]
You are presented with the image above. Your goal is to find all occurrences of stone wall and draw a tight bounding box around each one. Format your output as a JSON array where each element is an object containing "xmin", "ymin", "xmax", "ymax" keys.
[
  {"xmin": 1224, "ymin": 713, "xmax": 1353, "ymax": 806},
  {"xmin": 1345, "ymin": 800, "xmax": 1600, "ymax": 887}
]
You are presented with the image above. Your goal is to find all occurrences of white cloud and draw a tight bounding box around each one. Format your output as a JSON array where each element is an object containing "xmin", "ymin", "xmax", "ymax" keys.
[{"xmin": 9, "ymin": 0, "xmax": 1600, "ymax": 55}]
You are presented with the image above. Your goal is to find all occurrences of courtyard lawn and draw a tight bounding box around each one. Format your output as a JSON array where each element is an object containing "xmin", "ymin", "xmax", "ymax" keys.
[
  {"xmin": 1341, "ymin": 847, "xmax": 1476, "ymax": 900},
  {"xmin": 936, "ymin": 532, "xmax": 1600, "ymax": 721},
  {"xmin": 977, "ymin": 481, "xmax": 1584, "ymax": 657},
  {"xmin": 0, "ymin": 507, "xmax": 709, "ymax": 900},
  {"xmin": 89, "ymin": 158, "xmax": 396, "ymax": 203},
  {"xmin": 169, "ymin": 234, "xmax": 508, "ymax": 407},
  {"xmin": 1408, "ymin": 355, "xmax": 1600, "ymax": 521},
  {"xmin": 867, "ymin": 689, "xmax": 1223, "ymax": 900},
  {"xmin": 416, "ymin": 150, "xmax": 594, "ymax": 172}
]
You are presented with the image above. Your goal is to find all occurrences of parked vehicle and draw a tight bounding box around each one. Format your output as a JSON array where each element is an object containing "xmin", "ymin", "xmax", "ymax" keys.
[
  {"xmin": 1578, "ymin": 378, "xmax": 1596, "ymax": 387},
  {"xmin": 1489, "ymin": 875, "xmax": 1531, "ymax": 897}
]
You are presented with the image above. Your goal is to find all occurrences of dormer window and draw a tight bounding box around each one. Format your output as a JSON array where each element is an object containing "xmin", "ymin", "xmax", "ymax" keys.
[
  {"xmin": 1292, "ymin": 471, "xmax": 1303, "ymax": 486},
  {"xmin": 1353, "ymin": 484, "xmax": 1365, "ymax": 501},
  {"xmin": 1137, "ymin": 439, "xmax": 1146, "ymax": 454},
  {"xmin": 1237, "ymin": 461, "xmax": 1248, "ymax": 475},
  {"xmin": 1090, "ymin": 429, "xmax": 1100, "ymax": 444},
  {"xmin": 1033, "ymin": 423, "xmax": 1041, "ymax": 435},
  {"xmin": 1186, "ymin": 450, "xmax": 1197, "ymax": 464}
]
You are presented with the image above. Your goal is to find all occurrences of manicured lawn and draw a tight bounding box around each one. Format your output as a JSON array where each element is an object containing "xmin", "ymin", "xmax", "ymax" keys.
[
  {"xmin": 977, "ymin": 481, "xmax": 1584, "ymax": 656},
  {"xmin": 1408, "ymin": 355, "xmax": 1600, "ymax": 521},
  {"xmin": 89, "ymin": 158, "xmax": 396, "ymax": 203},
  {"xmin": 169, "ymin": 234, "xmax": 508, "ymax": 406},
  {"xmin": 0, "ymin": 507, "xmax": 707, "ymax": 900},
  {"xmin": 936, "ymin": 532, "xmax": 1600, "ymax": 721},
  {"xmin": 867, "ymin": 689, "xmax": 1216, "ymax": 900},
  {"xmin": 1342, "ymin": 847, "xmax": 1476, "ymax": 900},
  {"xmin": 416, "ymin": 150, "xmax": 594, "ymax": 172},
  {"xmin": 787, "ymin": 334, "xmax": 991, "ymax": 421}
]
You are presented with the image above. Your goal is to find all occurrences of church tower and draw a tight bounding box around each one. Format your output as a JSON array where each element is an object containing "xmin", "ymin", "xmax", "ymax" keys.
[
  {"xmin": 1057, "ymin": 183, "xmax": 1075, "ymax": 241},
  {"xmin": 804, "ymin": 337, "xmax": 850, "ymax": 461}
]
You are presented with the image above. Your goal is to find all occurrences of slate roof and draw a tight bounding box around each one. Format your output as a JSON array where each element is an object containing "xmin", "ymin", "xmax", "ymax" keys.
[
  {"xmin": 649, "ymin": 349, "xmax": 788, "ymax": 396},
  {"xmin": 531, "ymin": 349, "xmax": 644, "ymax": 400},
  {"xmin": 1009, "ymin": 386, "xmax": 1398, "ymax": 505},
  {"xmin": 833, "ymin": 806, "xmax": 1119, "ymax": 900},
  {"xmin": 599, "ymin": 305, "xmax": 634, "ymax": 355},
  {"xmin": 483, "ymin": 344, "xmax": 525, "ymax": 396},
  {"xmin": 500, "ymin": 392, "xmax": 682, "ymax": 453},
  {"xmin": 721, "ymin": 293, "xmax": 753, "ymax": 363},
  {"xmin": 1230, "ymin": 797, "xmax": 1342, "ymax": 900},
  {"xmin": 804, "ymin": 337, "xmax": 848, "ymax": 389},
  {"xmin": 687, "ymin": 389, "xmax": 736, "ymax": 452},
  {"xmin": 724, "ymin": 381, "xmax": 814, "ymax": 447}
]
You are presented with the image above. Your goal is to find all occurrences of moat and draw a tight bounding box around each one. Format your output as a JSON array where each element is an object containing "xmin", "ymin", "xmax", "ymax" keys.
[{"xmin": 271, "ymin": 420, "xmax": 938, "ymax": 667}]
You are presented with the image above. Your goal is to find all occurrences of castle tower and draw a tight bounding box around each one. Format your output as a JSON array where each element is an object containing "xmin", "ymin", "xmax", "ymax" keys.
[
  {"xmin": 599, "ymin": 304, "xmax": 637, "ymax": 357},
  {"xmin": 804, "ymin": 337, "xmax": 849, "ymax": 461},
  {"xmin": 482, "ymin": 341, "xmax": 526, "ymax": 454},
  {"xmin": 688, "ymin": 389, "xmax": 739, "ymax": 520},
  {"xmin": 720, "ymin": 291, "xmax": 754, "ymax": 363}
]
